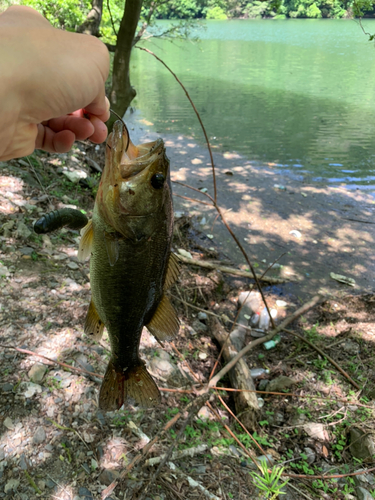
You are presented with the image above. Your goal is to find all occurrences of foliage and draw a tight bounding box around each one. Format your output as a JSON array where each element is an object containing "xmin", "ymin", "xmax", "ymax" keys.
[
  {"xmin": 7, "ymin": 0, "xmax": 374, "ymax": 31},
  {"xmin": 20, "ymin": 0, "xmax": 90, "ymax": 30},
  {"xmin": 249, "ymin": 459, "xmax": 289, "ymax": 498}
]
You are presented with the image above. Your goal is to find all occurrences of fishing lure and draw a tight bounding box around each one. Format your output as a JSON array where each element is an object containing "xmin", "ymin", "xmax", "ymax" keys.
[{"xmin": 34, "ymin": 208, "xmax": 88, "ymax": 234}]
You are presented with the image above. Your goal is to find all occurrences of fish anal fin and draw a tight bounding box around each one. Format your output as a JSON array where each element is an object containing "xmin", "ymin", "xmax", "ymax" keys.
[
  {"xmin": 103, "ymin": 230, "xmax": 120, "ymax": 266},
  {"xmin": 163, "ymin": 252, "xmax": 180, "ymax": 290},
  {"xmin": 146, "ymin": 295, "xmax": 180, "ymax": 341},
  {"xmin": 78, "ymin": 220, "xmax": 93, "ymax": 262},
  {"xmin": 84, "ymin": 299, "xmax": 105, "ymax": 340},
  {"xmin": 98, "ymin": 361, "xmax": 160, "ymax": 411}
]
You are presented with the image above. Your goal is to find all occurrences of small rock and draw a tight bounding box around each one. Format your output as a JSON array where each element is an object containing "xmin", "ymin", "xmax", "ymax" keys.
[
  {"xmin": 1, "ymin": 220, "xmax": 15, "ymax": 237},
  {"xmin": 23, "ymin": 382, "xmax": 42, "ymax": 398},
  {"xmin": 342, "ymin": 340, "xmax": 360, "ymax": 355},
  {"xmin": 268, "ymin": 412, "xmax": 284, "ymax": 426},
  {"xmin": 0, "ymin": 264, "xmax": 10, "ymax": 277},
  {"xmin": 177, "ymin": 248, "xmax": 192, "ymax": 259},
  {"xmin": 276, "ymin": 300, "xmax": 287, "ymax": 307},
  {"xmin": 37, "ymin": 480, "xmax": 46, "ymax": 491},
  {"xmin": 63, "ymin": 169, "xmax": 87, "ymax": 183},
  {"xmin": 191, "ymin": 319, "xmax": 208, "ymax": 333},
  {"xmin": 4, "ymin": 479, "xmax": 19, "ymax": 493},
  {"xmin": 19, "ymin": 246, "xmax": 34, "ymax": 256},
  {"xmin": 265, "ymin": 376, "xmax": 294, "ymax": 393},
  {"xmin": 356, "ymin": 487, "xmax": 374, "ymax": 500},
  {"xmin": 67, "ymin": 261, "xmax": 79, "ymax": 270},
  {"xmin": 3, "ymin": 417, "xmax": 14, "ymax": 430},
  {"xmin": 303, "ymin": 447, "xmax": 316, "ymax": 464},
  {"xmin": 16, "ymin": 222, "xmax": 31, "ymax": 239},
  {"xmin": 198, "ymin": 352, "xmax": 208, "ymax": 360},
  {"xmin": 258, "ymin": 379, "xmax": 269, "ymax": 391},
  {"xmin": 32, "ymin": 426, "xmax": 46, "ymax": 444},
  {"xmin": 1, "ymin": 383, "xmax": 13, "ymax": 393},
  {"xmin": 150, "ymin": 358, "xmax": 175, "ymax": 379},
  {"xmin": 353, "ymin": 469, "xmax": 375, "ymax": 488},
  {"xmin": 19, "ymin": 454, "xmax": 28, "ymax": 470},
  {"xmin": 350, "ymin": 427, "xmax": 375, "ymax": 460},
  {"xmin": 197, "ymin": 311, "xmax": 208, "ymax": 321},
  {"xmin": 28, "ymin": 363, "xmax": 47, "ymax": 383},
  {"xmin": 46, "ymin": 479, "xmax": 57, "ymax": 489},
  {"xmin": 303, "ymin": 423, "xmax": 330, "ymax": 442},
  {"xmin": 197, "ymin": 406, "xmax": 214, "ymax": 420},
  {"xmin": 78, "ymin": 487, "xmax": 92, "ymax": 496},
  {"xmin": 99, "ymin": 468, "xmax": 120, "ymax": 486}
]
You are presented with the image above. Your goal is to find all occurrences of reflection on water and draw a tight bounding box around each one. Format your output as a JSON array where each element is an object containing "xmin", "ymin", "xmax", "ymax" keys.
[{"xmin": 131, "ymin": 19, "xmax": 375, "ymax": 188}]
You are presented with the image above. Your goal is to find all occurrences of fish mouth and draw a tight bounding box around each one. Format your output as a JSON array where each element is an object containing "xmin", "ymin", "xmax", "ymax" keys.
[{"xmin": 109, "ymin": 121, "xmax": 164, "ymax": 180}]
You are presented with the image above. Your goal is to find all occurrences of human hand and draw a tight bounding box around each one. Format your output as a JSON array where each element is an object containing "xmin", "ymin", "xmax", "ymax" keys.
[{"xmin": 0, "ymin": 6, "xmax": 110, "ymax": 161}]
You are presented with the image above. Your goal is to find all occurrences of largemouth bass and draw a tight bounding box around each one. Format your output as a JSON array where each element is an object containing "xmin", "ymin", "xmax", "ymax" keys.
[{"xmin": 78, "ymin": 121, "xmax": 180, "ymax": 411}]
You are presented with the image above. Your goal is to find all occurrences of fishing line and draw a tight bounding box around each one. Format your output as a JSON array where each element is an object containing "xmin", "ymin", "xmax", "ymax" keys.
[{"xmin": 109, "ymin": 108, "xmax": 130, "ymax": 151}]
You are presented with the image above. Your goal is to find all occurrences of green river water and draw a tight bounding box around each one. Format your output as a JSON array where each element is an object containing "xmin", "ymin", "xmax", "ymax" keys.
[{"xmin": 130, "ymin": 19, "xmax": 375, "ymax": 191}]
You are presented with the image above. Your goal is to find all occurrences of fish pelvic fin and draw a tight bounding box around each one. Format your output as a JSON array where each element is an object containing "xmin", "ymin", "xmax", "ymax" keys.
[
  {"xmin": 99, "ymin": 360, "xmax": 161, "ymax": 411},
  {"xmin": 163, "ymin": 252, "xmax": 180, "ymax": 290},
  {"xmin": 146, "ymin": 294, "xmax": 180, "ymax": 342},
  {"xmin": 84, "ymin": 299, "xmax": 105, "ymax": 340},
  {"xmin": 78, "ymin": 219, "xmax": 93, "ymax": 262}
]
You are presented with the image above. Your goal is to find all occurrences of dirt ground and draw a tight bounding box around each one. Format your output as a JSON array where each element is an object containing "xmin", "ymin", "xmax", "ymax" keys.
[{"xmin": 0, "ymin": 113, "xmax": 374, "ymax": 500}]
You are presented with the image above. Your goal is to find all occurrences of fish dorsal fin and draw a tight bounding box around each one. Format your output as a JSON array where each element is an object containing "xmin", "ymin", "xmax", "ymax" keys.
[
  {"xmin": 146, "ymin": 295, "xmax": 180, "ymax": 341},
  {"xmin": 84, "ymin": 299, "xmax": 105, "ymax": 340},
  {"xmin": 103, "ymin": 230, "xmax": 120, "ymax": 266},
  {"xmin": 163, "ymin": 252, "xmax": 180, "ymax": 290},
  {"xmin": 78, "ymin": 220, "xmax": 93, "ymax": 262}
]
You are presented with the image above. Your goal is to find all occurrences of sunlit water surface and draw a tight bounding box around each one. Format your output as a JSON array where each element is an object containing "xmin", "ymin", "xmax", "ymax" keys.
[{"xmin": 130, "ymin": 19, "xmax": 375, "ymax": 190}]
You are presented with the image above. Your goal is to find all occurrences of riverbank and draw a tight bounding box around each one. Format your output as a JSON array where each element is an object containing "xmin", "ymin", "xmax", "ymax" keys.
[{"xmin": 126, "ymin": 109, "xmax": 375, "ymax": 301}]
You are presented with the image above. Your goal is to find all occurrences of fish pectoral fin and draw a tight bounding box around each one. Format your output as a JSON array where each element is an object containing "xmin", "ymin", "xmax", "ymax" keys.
[
  {"xmin": 163, "ymin": 252, "xmax": 180, "ymax": 290},
  {"xmin": 78, "ymin": 219, "xmax": 93, "ymax": 262},
  {"xmin": 84, "ymin": 299, "xmax": 105, "ymax": 340},
  {"xmin": 99, "ymin": 361, "xmax": 160, "ymax": 411},
  {"xmin": 146, "ymin": 295, "xmax": 180, "ymax": 341},
  {"xmin": 103, "ymin": 230, "xmax": 120, "ymax": 266}
]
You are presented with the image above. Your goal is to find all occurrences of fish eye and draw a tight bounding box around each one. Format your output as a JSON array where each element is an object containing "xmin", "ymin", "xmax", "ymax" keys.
[{"xmin": 151, "ymin": 173, "xmax": 165, "ymax": 189}]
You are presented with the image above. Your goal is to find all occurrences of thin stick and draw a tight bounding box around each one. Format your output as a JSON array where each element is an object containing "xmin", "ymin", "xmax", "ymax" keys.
[
  {"xmin": 106, "ymin": 0, "xmax": 118, "ymax": 37},
  {"xmin": 283, "ymin": 328, "xmax": 361, "ymax": 390},
  {"xmin": 136, "ymin": 46, "xmax": 217, "ymax": 202},
  {"xmin": 216, "ymin": 392, "xmax": 266, "ymax": 459},
  {"xmin": 208, "ymin": 295, "xmax": 323, "ymax": 389},
  {"xmin": 0, "ymin": 344, "xmax": 103, "ymax": 380},
  {"xmin": 176, "ymin": 254, "xmax": 288, "ymax": 284},
  {"xmin": 137, "ymin": 394, "xmax": 210, "ymax": 500},
  {"xmin": 101, "ymin": 397, "xmax": 207, "ymax": 500}
]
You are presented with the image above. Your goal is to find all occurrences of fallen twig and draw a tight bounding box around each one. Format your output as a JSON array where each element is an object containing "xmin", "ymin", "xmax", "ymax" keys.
[
  {"xmin": 176, "ymin": 254, "xmax": 288, "ymax": 284},
  {"xmin": 138, "ymin": 394, "xmax": 210, "ymax": 500},
  {"xmin": 283, "ymin": 328, "xmax": 361, "ymax": 390},
  {"xmin": 144, "ymin": 444, "xmax": 208, "ymax": 466},
  {"xmin": 101, "ymin": 394, "xmax": 209, "ymax": 500},
  {"xmin": 0, "ymin": 344, "xmax": 103, "ymax": 381}
]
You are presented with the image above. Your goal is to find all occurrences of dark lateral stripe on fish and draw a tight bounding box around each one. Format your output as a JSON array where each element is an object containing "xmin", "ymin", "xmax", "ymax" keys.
[{"xmin": 34, "ymin": 208, "xmax": 89, "ymax": 234}]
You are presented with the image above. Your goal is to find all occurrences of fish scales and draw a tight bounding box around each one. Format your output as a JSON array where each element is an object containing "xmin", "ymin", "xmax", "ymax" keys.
[{"xmin": 79, "ymin": 120, "xmax": 180, "ymax": 411}]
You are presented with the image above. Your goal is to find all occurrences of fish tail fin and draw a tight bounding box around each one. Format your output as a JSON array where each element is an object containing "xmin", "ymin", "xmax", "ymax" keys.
[{"xmin": 99, "ymin": 360, "xmax": 161, "ymax": 411}]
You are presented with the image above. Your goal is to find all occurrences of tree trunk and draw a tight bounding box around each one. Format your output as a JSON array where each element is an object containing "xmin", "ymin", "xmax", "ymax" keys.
[
  {"xmin": 108, "ymin": 0, "xmax": 143, "ymax": 130},
  {"xmin": 76, "ymin": 0, "xmax": 103, "ymax": 37}
]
